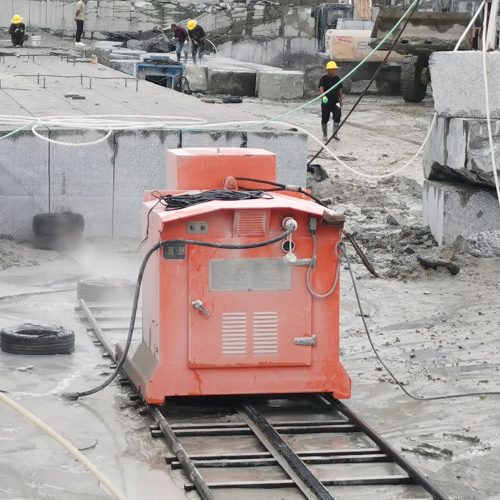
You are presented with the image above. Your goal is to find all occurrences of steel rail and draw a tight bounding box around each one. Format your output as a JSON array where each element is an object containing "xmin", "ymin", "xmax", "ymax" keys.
[{"xmin": 331, "ymin": 398, "xmax": 449, "ymax": 500}]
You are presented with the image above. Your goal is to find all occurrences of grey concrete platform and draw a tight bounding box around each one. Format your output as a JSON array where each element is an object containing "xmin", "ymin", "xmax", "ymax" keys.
[
  {"xmin": 423, "ymin": 179, "xmax": 500, "ymax": 245},
  {"xmin": 424, "ymin": 115, "xmax": 500, "ymax": 188},
  {"xmin": 0, "ymin": 52, "xmax": 308, "ymax": 241},
  {"xmin": 430, "ymin": 52, "xmax": 500, "ymax": 119}
]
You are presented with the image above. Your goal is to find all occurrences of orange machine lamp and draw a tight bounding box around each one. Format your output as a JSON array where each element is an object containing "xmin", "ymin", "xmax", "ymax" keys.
[{"xmin": 122, "ymin": 148, "xmax": 351, "ymax": 404}]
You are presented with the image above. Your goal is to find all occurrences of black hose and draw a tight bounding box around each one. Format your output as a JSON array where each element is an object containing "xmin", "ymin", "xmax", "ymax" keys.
[
  {"xmin": 63, "ymin": 226, "xmax": 295, "ymax": 400},
  {"xmin": 234, "ymin": 176, "xmax": 328, "ymax": 206},
  {"xmin": 307, "ymin": 0, "xmax": 422, "ymax": 166}
]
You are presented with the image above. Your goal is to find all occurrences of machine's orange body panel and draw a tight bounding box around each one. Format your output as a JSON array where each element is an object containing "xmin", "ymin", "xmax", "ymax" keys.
[{"xmin": 127, "ymin": 148, "xmax": 351, "ymax": 404}]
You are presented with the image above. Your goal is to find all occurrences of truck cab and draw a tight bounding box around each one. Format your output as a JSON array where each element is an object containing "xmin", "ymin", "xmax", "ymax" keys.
[{"xmin": 312, "ymin": 3, "xmax": 355, "ymax": 53}]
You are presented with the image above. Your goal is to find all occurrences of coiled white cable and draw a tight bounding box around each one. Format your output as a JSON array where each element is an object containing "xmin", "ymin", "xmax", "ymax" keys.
[{"xmin": 0, "ymin": 391, "xmax": 127, "ymax": 500}]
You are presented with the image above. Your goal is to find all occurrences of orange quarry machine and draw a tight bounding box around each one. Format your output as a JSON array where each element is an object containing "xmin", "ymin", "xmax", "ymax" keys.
[{"xmin": 123, "ymin": 147, "xmax": 351, "ymax": 404}]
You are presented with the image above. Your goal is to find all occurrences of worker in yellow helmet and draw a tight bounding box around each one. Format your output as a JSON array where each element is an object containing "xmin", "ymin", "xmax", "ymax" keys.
[
  {"xmin": 187, "ymin": 19, "xmax": 206, "ymax": 64},
  {"xmin": 9, "ymin": 15, "xmax": 26, "ymax": 47},
  {"xmin": 319, "ymin": 61, "xmax": 343, "ymax": 142}
]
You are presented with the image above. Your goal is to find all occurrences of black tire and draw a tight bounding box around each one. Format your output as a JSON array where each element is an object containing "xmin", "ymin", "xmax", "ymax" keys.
[
  {"xmin": 221, "ymin": 95, "xmax": 243, "ymax": 104},
  {"xmin": 33, "ymin": 212, "xmax": 84, "ymax": 237},
  {"xmin": 1, "ymin": 323, "xmax": 75, "ymax": 355},
  {"xmin": 77, "ymin": 278, "xmax": 136, "ymax": 303},
  {"xmin": 400, "ymin": 55, "xmax": 428, "ymax": 103},
  {"xmin": 33, "ymin": 232, "xmax": 82, "ymax": 251}
]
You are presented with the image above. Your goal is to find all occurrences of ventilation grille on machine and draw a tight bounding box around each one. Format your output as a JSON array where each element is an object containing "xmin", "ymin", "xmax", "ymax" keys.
[
  {"xmin": 222, "ymin": 312, "xmax": 278, "ymax": 355},
  {"xmin": 252, "ymin": 312, "xmax": 278, "ymax": 354},
  {"xmin": 222, "ymin": 312, "xmax": 247, "ymax": 355},
  {"xmin": 234, "ymin": 209, "xmax": 270, "ymax": 237}
]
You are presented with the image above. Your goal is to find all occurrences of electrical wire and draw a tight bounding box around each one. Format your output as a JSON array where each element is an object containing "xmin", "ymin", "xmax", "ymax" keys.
[
  {"xmin": 306, "ymin": 235, "xmax": 341, "ymax": 298},
  {"xmin": 234, "ymin": 177, "xmax": 327, "ymax": 205},
  {"xmin": 158, "ymin": 190, "xmax": 272, "ymax": 210},
  {"xmin": 342, "ymin": 243, "xmax": 500, "ymax": 400},
  {"xmin": 481, "ymin": 9, "xmax": 500, "ymax": 208},
  {"xmin": 0, "ymin": 391, "xmax": 127, "ymax": 500},
  {"xmin": 63, "ymin": 225, "xmax": 296, "ymax": 400}
]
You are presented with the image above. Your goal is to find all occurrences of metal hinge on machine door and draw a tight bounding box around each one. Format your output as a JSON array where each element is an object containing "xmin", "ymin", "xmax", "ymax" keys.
[{"xmin": 293, "ymin": 335, "xmax": 317, "ymax": 347}]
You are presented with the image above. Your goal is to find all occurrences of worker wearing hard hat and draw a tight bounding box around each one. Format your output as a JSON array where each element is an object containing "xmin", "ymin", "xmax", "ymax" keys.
[
  {"xmin": 319, "ymin": 61, "xmax": 343, "ymax": 142},
  {"xmin": 9, "ymin": 15, "xmax": 26, "ymax": 47},
  {"xmin": 74, "ymin": 0, "xmax": 88, "ymax": 46},
  {"xmin": 187, "ymin": 19, "xmax": 206, "ymax": 64}
]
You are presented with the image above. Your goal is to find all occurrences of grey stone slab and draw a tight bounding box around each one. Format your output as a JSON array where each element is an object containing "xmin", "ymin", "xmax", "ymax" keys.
[
  {"xmin": 423, "ymin": 179, "xmax": 500, "ymax": 245},
  {"xmin": 430, "ymin": 52, "xmax": 500, "ymax": 118},
  {"xmin": 113, "ymin": 130, "xmax": 180, "ymax": 239},
  {"xmin": 424, "ymin": 115, "xmax": 500, "ymax": 188},
  {"xmin": 181, "ymin": 130, "xmax": 245, "ymax": 148},
  {"xmin": 247, "ymin": 131, "xmax": 307, "ymax": 187},
  {"xmin": 0, "ymin": 130, "xmax": 49, "ymax": 239},
  {"xmin": 49, "ymin": 130, "xmax": 115, "ymax": 237},
  {"xmin": 208, "ymin": 68, "xmax": 257, "ymax": 96},
  {"xmin": 185, "ymin": 65, "xmax": 208, "ymax": 92},
  {"xmin": 257, "ymin": 70, "xmax": 304, "ymax": 100}
]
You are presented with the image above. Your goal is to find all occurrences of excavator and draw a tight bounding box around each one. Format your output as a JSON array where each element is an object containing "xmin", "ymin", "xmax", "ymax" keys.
[{"xmin": 313, "ymin": 0, "xmax": 482, "ymax": 101}]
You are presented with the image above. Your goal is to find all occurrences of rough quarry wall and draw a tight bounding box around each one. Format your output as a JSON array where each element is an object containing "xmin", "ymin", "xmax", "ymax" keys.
[{"xmin": 3, "ymin": 0, "xmax": 318, "ymax": 66}]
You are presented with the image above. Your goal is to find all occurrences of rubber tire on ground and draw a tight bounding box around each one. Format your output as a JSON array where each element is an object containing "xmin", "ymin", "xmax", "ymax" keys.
[
  {"xmin": 400, "ymin": 55, "xmax": 428, "ymax": 103},
  {"xmin": 33, "ymin": 212, "xmax": 84, "ymax": 237},
  {"xmin": 221, "ymin": 95, "xmax": 243, "ymax": 104},
  {"xmin": 33, "ymin": 232, "xmax": 82, "ymax": 251},
  {"xmin": 1, "ymin": 323, "xmax": 75, "ymax": 355},
  {"xmin": 77, "ymin": 278, "xmax": 136, "ymax": 303}
]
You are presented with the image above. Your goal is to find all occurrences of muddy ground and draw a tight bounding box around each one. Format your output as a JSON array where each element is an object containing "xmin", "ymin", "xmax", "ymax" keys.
[{"xmin": 1, "ymin": 67, "xmax": 500, "ymax": 499}]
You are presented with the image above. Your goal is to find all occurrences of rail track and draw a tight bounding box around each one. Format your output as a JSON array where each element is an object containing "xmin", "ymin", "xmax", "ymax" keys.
[{"xmin": 77, "ymin": 298, "xmax": 448, "ymax": 500}]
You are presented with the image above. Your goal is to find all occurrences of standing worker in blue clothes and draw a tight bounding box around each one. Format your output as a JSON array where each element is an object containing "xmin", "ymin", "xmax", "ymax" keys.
[
  {"xmin": 187, "ymin": 19, "xmax": 206, "ymax": 64},
  {"xmin": 319, "ymin": 61, "xmax": 343, "ymax": 142},
  {"xmin": 171, "ymin": 24, "xmax": 188, "ymax": 64}
]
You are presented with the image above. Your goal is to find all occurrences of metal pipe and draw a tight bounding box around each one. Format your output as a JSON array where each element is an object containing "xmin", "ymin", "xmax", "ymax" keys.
[
  {"xmin": 151, "ymin": 407, "xmax": 214, "ymax": 500},
  {"xmin": 79, "ymin": 298, "xmax": 116, "ymax": 361}
]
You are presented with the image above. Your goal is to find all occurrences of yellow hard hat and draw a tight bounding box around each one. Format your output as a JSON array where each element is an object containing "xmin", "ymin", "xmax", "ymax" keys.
[
  {"xmin": 326, "ymin": 61, "xmax": 339, "ymax": 70},
  {"xmin": 187, "ymin": 19, "xmax": 197, "ymax": 30},
  {"xmin": 12, "ymin": 14, "xmax": 23, "ymax": 24}
]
